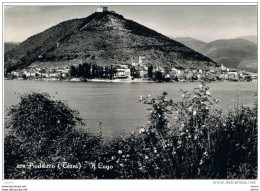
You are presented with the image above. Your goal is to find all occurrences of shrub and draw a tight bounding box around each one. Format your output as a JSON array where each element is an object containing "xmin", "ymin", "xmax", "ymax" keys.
[
  {"xmin": 4, "ymin": 92, "xmax": 101, "ymax": 179},
  {"xmin": 103, "ymin": 82, "xmax": 257, "ymax": 179},
  {"xmin": 132, "ymin": 82, "xmax": 258, "ymax": 179}
]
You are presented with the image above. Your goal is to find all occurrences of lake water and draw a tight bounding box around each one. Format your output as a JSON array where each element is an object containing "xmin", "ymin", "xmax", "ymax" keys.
[{"xmin": 4, "ymin": 80, "xmax": 257, "ymax": 137}]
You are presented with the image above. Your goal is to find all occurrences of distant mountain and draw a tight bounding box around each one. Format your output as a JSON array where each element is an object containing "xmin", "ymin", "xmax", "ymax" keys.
[
  {"xmin": 4, "ymin": 11, "xmax": 217, "ymax": 73},
  {"xmin": 201, "ymin": 39, "xmax": 257, "ymax": 73},
  {"xmin": 236, "ymin": 35, "xmax": 257, "ymax": 44},
  {"xmin": 174, "ymin": 37, "xmax": 257, "ymax": 73},
  {"xmin": 173, "ymin": 37, "xmax": 206, "ymax": 53},
  {"xmin": 4, "ymin": 42, "xmax": 19, "ymax": 54}
]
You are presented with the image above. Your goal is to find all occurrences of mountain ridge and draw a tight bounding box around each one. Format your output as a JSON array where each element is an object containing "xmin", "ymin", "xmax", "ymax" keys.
[
  {"xmin": 174, "ymin": 37, "xmax": 257, "ymax": 72},
  {"xmin": 236, "ymin": 35, "xmax": 257, "ymax": 44}
]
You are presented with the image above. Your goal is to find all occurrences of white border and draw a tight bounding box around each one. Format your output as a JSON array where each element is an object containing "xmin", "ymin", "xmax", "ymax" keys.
[{"xmin": 1, "ymin": 1, "xmax": 259, "ymax": 191}]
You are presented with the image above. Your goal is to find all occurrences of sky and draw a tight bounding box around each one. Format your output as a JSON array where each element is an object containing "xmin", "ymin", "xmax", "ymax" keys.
[{"xmin": 4, "ymin": 5, "xmax": 257, "ymax": 43}]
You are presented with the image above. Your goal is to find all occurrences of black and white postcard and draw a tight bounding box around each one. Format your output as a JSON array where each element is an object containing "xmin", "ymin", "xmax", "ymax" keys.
[{"xmin": 2, "ymin": 2, "xmax": 258, "ymax": 191}]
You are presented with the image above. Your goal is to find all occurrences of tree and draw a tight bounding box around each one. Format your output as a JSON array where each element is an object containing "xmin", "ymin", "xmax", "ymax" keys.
[
  {"xmin": 21, "ymin": 74, "xmax": 27, "ymax": 79},
  {"xmin": 100, "ymin": 66, "xmax": 104, "ymax": 78},
  {"xmin": 78, "ymin": 64, "xmax": 83, "ymax": 77},
  {"xmin": 82, "ymin": 63, "xmax": 90, "ymax": 78},
  {"xmin": 83, "ymin": 62, "xmax": 91, "ymax": 78},
  {"xmin": 154, "ymin": 71, "xmax": 163, "ymax": 82},
  {"xmin": 92, "ymin": 64, "xmax": 97, "ymax": 78},
  {"xmin": 109, "ymin": 65, "xmax": 115, "ymax": 80},
  {"xmin": 69, "ymin": 65, "xmax": 77, "ymax": 78},
  {"xmin": 148, "ymin": 65, "xmax": 153, "ymax": 79},
  {"xmin": 130, "ymin": 66, "xmax": 135, "ymax": 76},
  {"xmin": 104, "ymin": 66, "xmax": 108, "ymax": 78}
]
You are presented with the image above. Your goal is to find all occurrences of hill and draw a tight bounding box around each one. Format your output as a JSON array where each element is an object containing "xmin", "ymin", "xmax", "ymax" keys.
[
  {"xmin": 173, "ymin": 37, "xmax": 206, "ymax": 53},
  {"xmin": 200, "ymin": 39, "xmax": 257, "ymax": 73},
  {"xmin": 174, "ymin": 37, "xmax": 257, "ymax": 73},
  {"xmin": 4, "ymin": 11, "xmax": 218, "ymax": 73},
  {"xmin": 4, "ymin": 42, "xmax": 19, "ymax": 54},
  {"xmin": 236, "ymin": 35, "xmax": 257, "ymax": 44}
]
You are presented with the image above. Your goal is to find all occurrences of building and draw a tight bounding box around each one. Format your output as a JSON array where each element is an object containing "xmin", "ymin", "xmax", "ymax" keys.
[
  {"xmin": 96, "ymin": 6, "xmax": 108, "ymax": 12},
  {"xmin": 221, "ymin": 64, "xmax": 227, "ymax": 71},
  {"xmin": 139, "ymin": 70, "xmax": 148, "ymax": 78},
  {"xmin": 114, "ymin": 65, "xmax": 131, "ymax": 79},
  {"xmin": 227, "ymin": 71, "xmax": 238, "ymax": 80},
  {"xmin": 11, "ymin": 71, "xmax": 23, "ymax": 77}
]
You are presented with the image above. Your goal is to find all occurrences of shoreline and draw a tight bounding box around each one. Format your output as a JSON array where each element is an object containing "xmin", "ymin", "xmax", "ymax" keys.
[
  {"xmin": 4, "ymin": 78, "xmax": 156, "ymax": 83},
  {"xmin": 4, "ymin": 77, "xmax": 257, "ymax": 83}
]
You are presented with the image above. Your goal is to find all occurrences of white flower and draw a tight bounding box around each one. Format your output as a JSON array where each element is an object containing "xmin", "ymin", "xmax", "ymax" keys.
[
  {"xmin": 206, "ymin": 91, "xmax": 211, "ymax": 95},
  {"xmin": 145, "ymin": 155, "xmax": 149, "ymax": 159},
  {"xmin": 188, "ymin": 107, "xmax": 192, "ymax": 112},
  {"xmin": 193, "ymin": 111, "xmax": 197, "ymax": 116},
  {"xmin": 118, "ymin": 150, "xmax": 122, "ymax": 154}
]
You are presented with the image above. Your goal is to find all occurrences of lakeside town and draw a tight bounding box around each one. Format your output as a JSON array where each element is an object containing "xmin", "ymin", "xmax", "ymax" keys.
[{"xmin": 5, "ymin": 56, "xmax": 257, "ymax": 82}]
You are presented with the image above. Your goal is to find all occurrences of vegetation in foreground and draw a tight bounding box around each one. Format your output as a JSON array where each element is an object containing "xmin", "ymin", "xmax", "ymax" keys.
[{"xmin": 4, "ymin": 82, "xmax": 257, "ymax": 179}]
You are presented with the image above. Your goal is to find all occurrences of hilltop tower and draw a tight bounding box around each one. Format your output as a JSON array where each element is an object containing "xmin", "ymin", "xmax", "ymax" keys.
[{"xmin": 96, "ymin": 6, "xmax": 108, "ymax": 12}]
